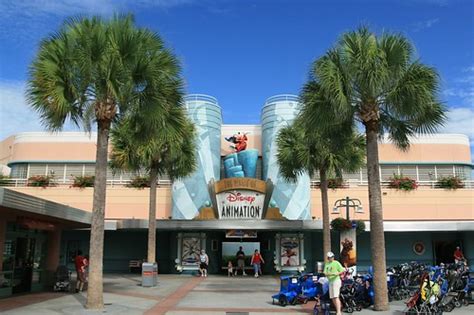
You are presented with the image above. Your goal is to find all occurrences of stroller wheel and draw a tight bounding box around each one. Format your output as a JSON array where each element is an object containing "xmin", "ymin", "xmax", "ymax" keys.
[
  {"xmin": 356, "ymin": 305, "xmax": 362, "ymax": 312},
  {"xmin": 278, "ymin": 295, "xmax": 288, "ymax": 307},
  {"xmin": 443, "ymin": 304, "xmax": 454, "ymax": 312},
  {"xmin": 454, "ymin": 300, "xmax": 462, "ymax": 308},
  {"xmin": 345, "ymin": 307, "xmax": 354, "ymax": 313}
]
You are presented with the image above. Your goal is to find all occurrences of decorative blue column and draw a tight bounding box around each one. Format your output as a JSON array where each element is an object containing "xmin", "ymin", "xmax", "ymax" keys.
[
  {"xmin": 261, "ymin": 95, "xmax": 311, "ymax": 220},
  {"xmin": 171, "ymin": 95, "xmax": 222, "ymax": 219}
]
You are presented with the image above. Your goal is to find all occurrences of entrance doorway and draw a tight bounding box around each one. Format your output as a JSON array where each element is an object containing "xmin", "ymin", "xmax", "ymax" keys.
[
  {"xmin": 12, "ymin": 237, "xmax": 35, "ymax": 294},
  {"xmin": 434, "ymin": 240, "xmax": 463, "ymax": 265},
  {"xmin": 222, "ymin": 241, "xmax": 260, "ymax": 275}
]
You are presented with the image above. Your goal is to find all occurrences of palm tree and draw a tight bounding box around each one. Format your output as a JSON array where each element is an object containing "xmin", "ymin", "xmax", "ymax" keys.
[
  {"xmin": 302, "ymin": 27, "xmax": 446, "ymax": 310},
  {"xmin": 27, "ymin": 15, "xmax": 183, "ymax": 309},
  {"xmin": 110, "ymin": 111, "xmax": 196, "ymax": 264},
  {"xmin": 276, "ymin": 118, "xmax": 365, "ymax": 262}
]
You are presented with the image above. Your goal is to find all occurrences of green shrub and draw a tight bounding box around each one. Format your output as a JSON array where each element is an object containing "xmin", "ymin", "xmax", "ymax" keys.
[
  {"xmin": 71, "ymin": 175, "xmax": 95, "ymax": 188},
  {"xmin": 330, "ymin": 217, "xmax": 365, "ymax": 234},
  {"xmin": 126, "ymin": 176, "xmax": 150, "ymax": 189},
  {"xmin": 436, "ymin": 176, "xmax": 464, "ymax": 190},
  {"xmin": 27, "ymin": 175, "xmax": 55, "ymax": 188},
  {"xmin": 0, "ymin": 175, "xmax": 10, "ymax": 186},
  {"xmin": 388, "ymin": 174, "xmax": 418, "ymax": 191},
  {"xmin": 315, "ymin": 178, "xmax": 345, "ymax": 189}
]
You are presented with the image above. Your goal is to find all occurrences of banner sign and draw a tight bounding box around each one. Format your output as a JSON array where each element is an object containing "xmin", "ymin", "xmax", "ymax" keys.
[
  {"xmin": 214, "ymin": 178, "xmax": 266, "ymax": 194},
  {"xmin": 225, "ymin": 230, "xmax": 258, "ymax": 238},
  {"xmin": 216, "ymin": 189, "xmax": 265, "ymax": 219}
]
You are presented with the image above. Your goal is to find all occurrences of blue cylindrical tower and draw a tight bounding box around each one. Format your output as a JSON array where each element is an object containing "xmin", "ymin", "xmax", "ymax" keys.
[
  {"xmin": 261, "ymin": 94, "xmax": 311, "ymax": 220},
  {"xmin": 172, "ymin": 94, "xmax": 222, "ymax": 219}
]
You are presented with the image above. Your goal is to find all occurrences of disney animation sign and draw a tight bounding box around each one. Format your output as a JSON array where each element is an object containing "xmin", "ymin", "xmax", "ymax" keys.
[{"xmin": 211, "ymin": 178, "xmax": 270, "ymax": 220}]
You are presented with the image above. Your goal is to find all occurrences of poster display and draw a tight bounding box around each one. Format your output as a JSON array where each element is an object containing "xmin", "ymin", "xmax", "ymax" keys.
[
  {"xmin": 280, "ymin": 237, "xmax": 300, "ymax": 266},
  {"xmin": 181, "ymin": 237, "xmax": 201, "ymax": 266},
  {"xmin": 340, "ymin": 228, "xmax": 357, "ymax": 273}
]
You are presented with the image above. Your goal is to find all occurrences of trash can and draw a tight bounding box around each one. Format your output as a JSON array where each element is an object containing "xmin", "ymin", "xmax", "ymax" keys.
[
  {"xmin": 142, "ymin": 262, "xmax": 158, "ymax": 287},
  {"xmin": 316, "ymin": 261, "xmax": 324, "ymax": 273}
]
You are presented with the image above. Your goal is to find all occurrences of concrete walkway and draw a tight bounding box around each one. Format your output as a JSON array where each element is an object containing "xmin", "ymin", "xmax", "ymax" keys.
[{"xmin": 0, "ymin": 274, "xmax": 472, "ymax": 314}]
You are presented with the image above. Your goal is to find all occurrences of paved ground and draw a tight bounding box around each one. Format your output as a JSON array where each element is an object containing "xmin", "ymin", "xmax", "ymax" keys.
[{"xmin": 0, "ymin": 274, "xmax": 473, "ymax": 314}]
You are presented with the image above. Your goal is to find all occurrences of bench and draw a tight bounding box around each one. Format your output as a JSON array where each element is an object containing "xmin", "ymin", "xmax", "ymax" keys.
[
  {"xmin": 129, "ymin": 260, "xmax": 143, "ymax": 273},
  {"xmin": 221, "ymin": 266, "xmax": 255, "ymax": 275}
]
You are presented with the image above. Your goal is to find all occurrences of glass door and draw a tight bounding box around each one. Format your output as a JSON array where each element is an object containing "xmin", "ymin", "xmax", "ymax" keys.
[{"xmin": 12, "ymin": 237, "xmax": 35, "ymax": 294}]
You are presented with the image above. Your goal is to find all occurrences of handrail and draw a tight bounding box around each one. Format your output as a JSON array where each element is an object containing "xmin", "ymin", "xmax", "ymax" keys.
[
  {"xmin": 310, "ymin": 179, "xmax": 474, "ymax": 189},
  {"xmin": 1, "ymin": 178, "xmax": 472, "ymax": 189},
  {"xmin": 184, "ymin": 94, "xmax": 218, "ymax": 105},
  {"xmin": 0, "ymin": 178, "xmax": 172, "ymax": 188},
  {"xmin": 264, "ymin": 94, "xmax": 299, "ymax": 104}
]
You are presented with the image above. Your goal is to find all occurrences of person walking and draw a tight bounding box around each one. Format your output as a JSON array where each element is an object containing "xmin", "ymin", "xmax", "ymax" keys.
[
  {"xmin": 251, "ymin": 249, "xmax": 264, "ymax": 278},
  {"xmin": 199, "ymin": 249, "xmax": 209, "ymax": 277},
  {"xmin": 235, "ymin": 246, "xmax": 246, "ymax": 276},
  {"xmin": 324, "ymin": 251, "xmax": 346, "ymax": 315},
  {"xmin": 453, "ymin": 246, "xmax": 466, "ymax": 264},
  {"xmin": 74, "ymin": 250, "xmax": 88, "ymax": 293}
]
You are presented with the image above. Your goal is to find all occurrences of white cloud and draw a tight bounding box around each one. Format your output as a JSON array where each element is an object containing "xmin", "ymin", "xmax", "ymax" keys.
[
  {"xmin": 443, "ymin": 66, "xmax": 474, "ymax": 106},
  {"xmin": 440, "ymin": 107, "xmax": 474, "ymax": 145},
  {"xmin": 413, "ymin": 18, "xmax": 439, "ymax": 32},
  {"xmin": 0, "ymin": 0, "xmax": 194, "ymax": 43},
  {"xmin": 0, "ymin": 80, "xmax": 78, "ymax": 140},
  {"xmin": 0, "ymin": 0, "xmax": 193, "ymax": 17}
]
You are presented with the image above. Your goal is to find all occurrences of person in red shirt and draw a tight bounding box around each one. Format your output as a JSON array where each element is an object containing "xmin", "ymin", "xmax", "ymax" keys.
[
  {"xmin": 74, "ymin": 250, "xmax": 88, "ymax": 293},
  {"xmin": 453, "ymin": 246, "xmax": 465, "ymax": 264},
  {"xmin": 251, "ymin": 249, "xmax": 264, "ymax": 278}
]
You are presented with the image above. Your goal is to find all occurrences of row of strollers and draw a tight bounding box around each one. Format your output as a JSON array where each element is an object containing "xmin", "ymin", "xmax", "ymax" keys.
[{"xmin": 271, "ymin": 262, "xmax": 473, "ymax": 314}]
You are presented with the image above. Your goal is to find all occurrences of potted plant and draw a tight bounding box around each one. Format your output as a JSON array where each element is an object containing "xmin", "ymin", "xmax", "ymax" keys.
[
  {"xmin": 27, "ymin": 175, "xmax": 55, "ymax": 188},
  {"xmin": 71, "ymin": 175, "xmax": 95, "ymax": 188},
  {"xmin": 0, "ymin": 175, "xmax": 9, "ymax": 186},
  {"xmin": 330, "ymin": 217, "xmax": 366, "ymax": 234},
  {"xmin": 126, "ymin": 176, "xmax": 150, "ymax": 189},
  {"xmin": 436, "ymin": 176, "xmax": 464, "ymax": 190},
  {"xmin": 388, "ymin": 174, "xmax": 418, "ymax": 191}
]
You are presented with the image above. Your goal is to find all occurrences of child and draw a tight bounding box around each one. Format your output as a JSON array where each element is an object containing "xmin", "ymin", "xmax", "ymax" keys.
[{"xmin": 227, "ymin": 261, "xmax": 234, "ymax": 277}]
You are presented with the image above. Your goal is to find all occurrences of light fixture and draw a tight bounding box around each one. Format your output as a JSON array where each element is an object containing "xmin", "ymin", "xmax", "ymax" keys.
[
  {"xmin": 332, "ymin": 207, "xmax": 340, "ymax": 214},
  {"xmin": 356, "ymin": 206, "xmax": 364, "ymax": 213}
]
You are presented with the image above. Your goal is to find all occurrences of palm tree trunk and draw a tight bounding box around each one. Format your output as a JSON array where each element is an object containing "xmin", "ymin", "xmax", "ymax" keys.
[
  {"xmin": 319, "ymin": 168, "xmax": 331, "ymax": 262},
  {"xmin": 365, "ymin": 126, "xmax": 389, "ymax": 311},
  {"xmin": 147, "ymin": 168, "xmax": 158, "ymax": 263},
  {"xmin": 86, "ymin": 120, "xmax": 110, "ymax": 309}
]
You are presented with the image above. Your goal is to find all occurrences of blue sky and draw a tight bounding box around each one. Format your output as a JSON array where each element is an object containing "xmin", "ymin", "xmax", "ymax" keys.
[{"xmin": 0, "ymin": 0, "xmax": 473, "ymax": 158}]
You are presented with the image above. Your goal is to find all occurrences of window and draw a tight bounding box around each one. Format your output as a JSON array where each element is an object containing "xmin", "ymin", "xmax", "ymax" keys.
[
  {"xmin": 417, "ymin": 165, "xmax": 436, "ymax": 181},
  {"xmin": 47, "ymin": 164, "xmax": 65, "ymax": 181},
  {"xmin": 399, "ymin": 165, "xmax": 417, "ymax": 179},
  {"xmin": 83, "ymin": 164, "xmax": 95, "ymax": 176},
  {"xmin": 66, "ymin": 164, "xmax": 84, "ymax": 178},
  {"xmin": 436, "ymin": 165, "xmax": 454, "ymax": 178},
  {"xmin": 381, "ymin": 165, "xmax": 398, "ymax": 180},
  {"xmin": 10, "ymin": 164, "xmax": 28, "ymax": 178},
  {"xmin": 29, "ymin": 164, "xmax": 47, "ymax": 176},
  {"xmin": 454, "ymin": 166, "xmax": 469, "ymax": 180},
  {"xmin": 343, "ymin": 168, "xmax": 361, "ymax": 181}
]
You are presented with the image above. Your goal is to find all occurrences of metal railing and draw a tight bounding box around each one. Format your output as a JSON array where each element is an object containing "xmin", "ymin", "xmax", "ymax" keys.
[
  {"xmin": 0, "ymin": 178, "xmax": 172, "ymax": 188},
  {"xmin": 2, "ymin": 178, "xmax": 472, "ymax": 189},
  {"xmin": 184, "ymin": 94, "xmax": 219, "ymax": 105},
  {"xmin": 264, "ymin": 94, "xmax": 299, "ymax": 104},
  {"xmin": 310, "ymin": 179, "xmax": 474, "ymax": 189}
]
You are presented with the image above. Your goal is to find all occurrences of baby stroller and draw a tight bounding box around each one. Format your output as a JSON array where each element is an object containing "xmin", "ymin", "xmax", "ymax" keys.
[
  {"xmin": 404, "ymin": 272, "xmax": 442, "ymax": 315},
  {"xmin": 53, "ymin": 265, "xmax": 72, "ymax": 292}
]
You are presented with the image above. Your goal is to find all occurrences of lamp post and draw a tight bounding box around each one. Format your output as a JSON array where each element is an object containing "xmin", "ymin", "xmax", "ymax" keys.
[
  {"xmin": 332, "ymin": 196, "xmax": 364, "ymax": 219},
  {"xmin": 332, "ymin": 197, "xmax": 364, "ymax": 274}
]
